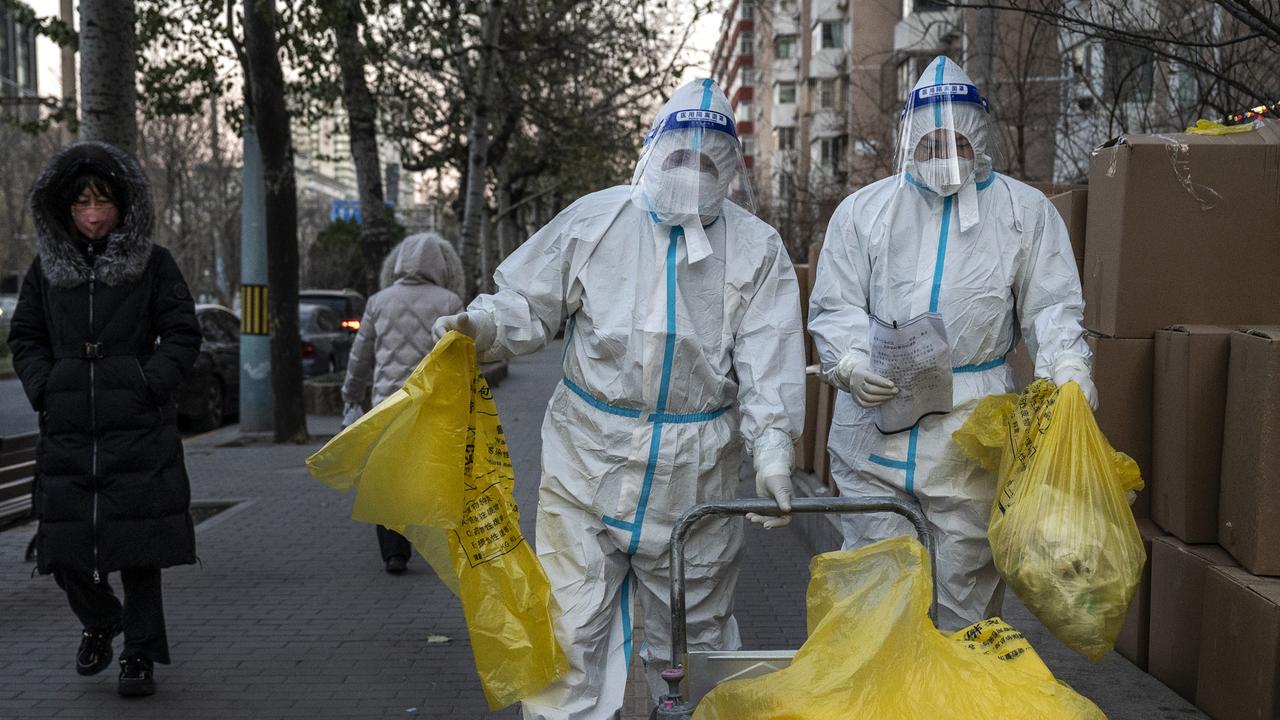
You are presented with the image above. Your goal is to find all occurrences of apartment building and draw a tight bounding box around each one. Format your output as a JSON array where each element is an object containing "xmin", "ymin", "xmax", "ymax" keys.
[
  {"xmin": 713, "ymin": 0, "xmax": 899, "ymax": 252},
  {"xmin": 713, "ymin": 0, "xmax": 1216, "ymax": 248}
]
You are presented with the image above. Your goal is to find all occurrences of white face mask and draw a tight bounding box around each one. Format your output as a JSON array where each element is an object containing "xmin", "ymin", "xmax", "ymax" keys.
[
  {"xmin": 642, "ymin": 165, "xmax": 726, "ymax": 221},
  {"xmin": 916, "ymin": 156, "xmax": 975, "ymax": 196}
]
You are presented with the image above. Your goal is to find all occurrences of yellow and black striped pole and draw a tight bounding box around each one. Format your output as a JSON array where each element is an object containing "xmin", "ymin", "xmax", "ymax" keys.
[{"xmin": 240, "ymin": 284, "xmax": 270, "ymax": 336}]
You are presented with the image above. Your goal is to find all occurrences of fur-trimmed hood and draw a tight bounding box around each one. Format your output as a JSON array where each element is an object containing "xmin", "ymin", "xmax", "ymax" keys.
[{"xmin": 30, "ymin": 141, "xmax": 154, "ymax": 288}]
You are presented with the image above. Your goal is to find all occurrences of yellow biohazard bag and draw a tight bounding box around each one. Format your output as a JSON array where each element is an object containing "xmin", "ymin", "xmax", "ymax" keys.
[
  {"xmin": 1185, "ymin": 118, "xmax": 1260, "ymax": 135},
  {"xmin": 693, "ymin": 536, "xmax": 1104, "ymax": 719},
  {"xmin": 306, "ymin": 332, "xmax": 568, "ymax": 709},
  {"xmin": 953, "ymin": 378, "xmax": 1146, "ymax": 661}
]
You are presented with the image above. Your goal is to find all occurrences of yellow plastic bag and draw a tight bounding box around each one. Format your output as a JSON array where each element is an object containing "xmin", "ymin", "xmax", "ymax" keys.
[
  {"xmin": 694, "ymin": 536, "xmax": 1104, "ymax": 719},
  {"xmin": 1185, "ymin": 118, "xmax": 1260, "ymax": 135},
  {"xmin": 954, "ymin": 378, "xmax": 1146, "ymax": 661},
  {"xmin": 306, "ymin": 332, "xmax": 568, "ymax": 709}
]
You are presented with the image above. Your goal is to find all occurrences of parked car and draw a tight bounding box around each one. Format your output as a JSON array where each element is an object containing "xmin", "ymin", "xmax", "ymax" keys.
[
  {"xmin": 176, "ymin": 304, "xmax": 241, "ymax": 432},
  {"xmin": 298, "ymin": 289, "xmax": 366, "ymax": 332},
  {"xmin": 0, "ymin": 293, "xmax": 17, "ymax": 332},
  {"xmin": 300, "ymin": 304, "xmax": 354, "ymax": 377}
]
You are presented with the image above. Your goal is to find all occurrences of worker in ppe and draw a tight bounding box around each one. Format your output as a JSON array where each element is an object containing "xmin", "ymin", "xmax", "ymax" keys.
[
  {"xmin": 433, "ymin": 78, "xmax": 805, "ymax": 719},
  {"xmin": 808, "ymin": 56, "xmax": 1094, "ymax": 631}
]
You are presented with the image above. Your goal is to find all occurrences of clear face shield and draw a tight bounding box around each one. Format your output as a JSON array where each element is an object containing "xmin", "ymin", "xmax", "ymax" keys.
[
  {"xmin": 631, "ymin": 108, "xmax": 756, "ymax": 223},
  {"xmin": 893, "ymin": 82, "xmax": 1000, "ymax": 196}
]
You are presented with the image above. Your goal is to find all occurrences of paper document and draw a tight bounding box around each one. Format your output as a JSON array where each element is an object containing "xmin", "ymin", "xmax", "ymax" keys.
[{"xmin": 870, "ymin": 313, "xmax": 953, "ymax": 433}]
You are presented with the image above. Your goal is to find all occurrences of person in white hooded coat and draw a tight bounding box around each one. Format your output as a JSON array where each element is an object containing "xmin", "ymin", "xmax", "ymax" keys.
[
  {"xmin": 433, "ymin": 79, "xmax": 806, "ymax": 719},
  {"xmin": 808, "ymin": 56, "xmax": 1095, "ymax": 631},
  {"xmin": 341, "ymin": 232, "xmax": 465, "ymax": 572}
]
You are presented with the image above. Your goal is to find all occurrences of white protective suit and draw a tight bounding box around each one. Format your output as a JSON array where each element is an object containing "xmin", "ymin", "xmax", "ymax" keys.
[
  {"xmin": 460, "ymin": 80, "xmax": 806, "ymax": 718},
  {"xmin": 808, "ymin": 56, "xmax": 1092, "ymax": 631}
]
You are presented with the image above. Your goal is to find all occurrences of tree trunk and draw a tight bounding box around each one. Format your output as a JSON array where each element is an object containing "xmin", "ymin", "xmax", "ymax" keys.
[
  {"xmin": 243, "ymin": 0, "xmax": 307, "ymax": 444},
  {"xmin": 78, "ymin": 0, "xmax": 137, "ymax": 152},
  {"xmin": 458, "ymin": 0, "xmax": 504, "ymax": 300},
  {"xmin": 495, "ymin": 160, "xmax": 531, "ymax": 270},
  {"xmin": 323, "ymin": 0, "xmax": 397, "ymax": 295},
  {"xmin": 59, "ymin": 0, "xmax": 77, "ymax": 144}
]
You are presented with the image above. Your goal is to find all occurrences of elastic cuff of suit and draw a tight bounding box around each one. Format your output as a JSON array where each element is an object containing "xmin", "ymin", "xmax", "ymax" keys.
[{"xmin": 753, "ymin": 428, "xmax": 795, "ymax": 478}]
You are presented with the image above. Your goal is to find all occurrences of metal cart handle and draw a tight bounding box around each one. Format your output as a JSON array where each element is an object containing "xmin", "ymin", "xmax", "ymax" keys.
[{"xmin": 662, "ymin": 496, "xmax": 939, "ymax": 704}]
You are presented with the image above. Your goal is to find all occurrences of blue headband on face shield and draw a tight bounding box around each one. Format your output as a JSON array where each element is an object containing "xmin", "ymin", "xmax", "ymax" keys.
[
  {"xmin": 899, "ymin": 83, "xmax": 989, "ymax": 120},
  {"xmin": 643, "ymin": 109, "xmax": 739, "ymax": 146}
]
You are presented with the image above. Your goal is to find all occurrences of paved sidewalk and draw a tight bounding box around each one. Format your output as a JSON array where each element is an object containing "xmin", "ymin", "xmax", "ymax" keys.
[{"xmin": 0, "ymin": 341, "xmax": 1202, "ymax": 719}]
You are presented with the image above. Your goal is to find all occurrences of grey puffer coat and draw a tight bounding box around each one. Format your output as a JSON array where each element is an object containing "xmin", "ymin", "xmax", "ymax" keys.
[{"xmin": 341, "ymin": 232, "xmax": 465, "ymax": 406}]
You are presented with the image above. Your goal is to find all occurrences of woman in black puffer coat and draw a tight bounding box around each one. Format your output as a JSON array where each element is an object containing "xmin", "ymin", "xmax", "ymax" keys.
[{"xmin": 7, "ymin": 141, "xmax": 201, "ymax": 698}]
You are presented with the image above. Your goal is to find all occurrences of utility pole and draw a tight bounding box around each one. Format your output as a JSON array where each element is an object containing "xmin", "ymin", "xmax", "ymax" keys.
[{"xmin": 238, "ymin": 123, "xmax": 273, "ymax": 435}]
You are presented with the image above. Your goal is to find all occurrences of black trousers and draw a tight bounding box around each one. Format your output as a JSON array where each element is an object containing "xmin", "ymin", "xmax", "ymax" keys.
[
  {"xmin": 376, "ymin": 526, "xmax": 411, "ymax": 562},
  {"xmin": 54, "ymin": 567, "xmax": 170, "ymax": 664}
]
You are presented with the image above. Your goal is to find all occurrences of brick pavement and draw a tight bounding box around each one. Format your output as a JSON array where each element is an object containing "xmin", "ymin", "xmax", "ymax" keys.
[
  {"xmin": 0, "ymin": 339, "xmax": 1203, "ymax": 719},
  {"xmin": 0, "ymin": 341, "xmax": 809, "ymax": 719}
]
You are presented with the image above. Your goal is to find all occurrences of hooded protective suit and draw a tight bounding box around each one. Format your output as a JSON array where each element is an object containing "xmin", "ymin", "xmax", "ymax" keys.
[
  {"xmin": 438, "ymin": 79, "xmax": 805, "ymax": 718},
  {"xmin": 808, "ymin": 56, "xmax": 1092, "ymax": 631}
]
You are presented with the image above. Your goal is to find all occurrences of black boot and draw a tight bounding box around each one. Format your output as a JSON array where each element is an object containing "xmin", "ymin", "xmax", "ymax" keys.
[
  {"xmin": 117, "ymin": 657, "xmax": 156, "ymax": 697},
  {"xmin": 385, "ymin": 556, "xmax": 408, "ymax": 574},
  {"xmin": 75, "ymin": 624, "xmax": 121, "ymax": 676}
]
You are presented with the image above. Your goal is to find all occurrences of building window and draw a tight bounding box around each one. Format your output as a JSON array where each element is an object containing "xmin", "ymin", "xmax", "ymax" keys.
[
  {"xmin": 16, "ymin": 25, "xmax": 35, "ymax": 91},
  {"xmin": 897, "ymin": 55, "xmax": 934, "ymax": 103},
  {"xmin": 819, "ymin": 21, "xmax": 844, "ymax": 50},
  {"xmin": 735, "ymin": 102, "xmax": 753, "ymax": 124},
  {"xmin": 1104, "ymin": 40, "xmax": 1154, "ymax": 105},
  {"xmin": 819, "ymin": 79, "xmax": 837, "ymax": 109},
  {"xmin": 741, "ymin": 135, "xmax": 756, "ymax": 157},
  {"xmin": 777, "ymin": 81, "xmax": 797, "ymax": 104},
  {"xmin": 905, "ymin": 0, "xmax": 949, "ymax": 14},
  {"xmin": 776, "ymin": 126, "xmax": 796, "ymax": 151},
  {"xmin": 775, "ymin": 35, "xmax": 796, "ymax": 60},
  {"xmin": 740, "ymin": 0, "xmax": 754, "ymax": 21},
  {"xmin": 819, "ymin": 135, "xmax": 848, "ymax": 171},
  {"xmin": 777, "ymin": 172, "xmax": 796, "ymax": 200},
  {"xmin": 738, "ymin": 30, "xmax": 754, "ymax": 56}
]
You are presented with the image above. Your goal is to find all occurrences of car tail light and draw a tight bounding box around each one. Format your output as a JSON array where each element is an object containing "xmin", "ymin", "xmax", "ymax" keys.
[
  {"xmin": 301, "ymin": 341, "xmax": 316, "ymax": 358},
  {"xmin": 341, "ymin": 319, "xmax": 361, "ymax": 331}
]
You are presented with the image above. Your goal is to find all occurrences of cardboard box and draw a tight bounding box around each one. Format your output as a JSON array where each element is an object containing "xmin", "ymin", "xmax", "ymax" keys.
[
  {"xmin": 794, "ymin": 262, "xmax": 813, "ymax": 367},
  {"xmin": 796, "ymin": 373, "xmax": 820, "ymax": 473},
  {"xmin": 1219, "ymin": 327, "xmax": 1280, "ymax": 576},
  {"xmin": 1115, "ymin": 519, "xmax": 1164, "ymax": 669},
  {"xmin": 812, "ymin": 381, "xmax": 836, "ymax": 491},
  {"xmin": 1151, "ymin": 325, "xmax": 1232, "ymax": 542},
  {"xmin": 1023, "ymin": 181, "xmax": 1088, "ymax": 197},
  {"xmin": 1089, "ymin": 335, "xmax": 1155, "ymax": 517},
  {"xmin": 1083, "ymin": 121, "xmax": 1280, "ymax": 338},
  {"xmin": 1048, "ymin": 189, "xmax": 1087, "ymax": 278},
  {"xmin": 1148, "ymin": 537, "xmax": 1238, "ymax": 702},
  {"xmin": 1196, "ymin": 565, "xmax": 1280, "ymax": 720},
  {"xmin": 806, "ymin": 243, "xmax": 823, "ymax": 366}
]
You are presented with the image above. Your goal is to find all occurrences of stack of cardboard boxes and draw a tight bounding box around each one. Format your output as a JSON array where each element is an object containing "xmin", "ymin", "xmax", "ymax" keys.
[{"xmin": 1080, "ymin": 121, "xmax": 1280, "ymax": 720}]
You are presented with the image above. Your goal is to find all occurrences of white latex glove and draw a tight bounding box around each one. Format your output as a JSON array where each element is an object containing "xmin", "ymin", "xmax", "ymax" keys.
[
  {"xmin": 835, "ymin": 353, "xmax": 898, "ymax": 408},
  {"xmin": 431, "ymin": 311, "xmax": 496, "ymax": 351},
  {"xmin": 747, "ymin": 473, "xmax": 793, "ymax": 529},
  {"xmin": 341, "ymin": 402, "xmax": 363, "ymax": 429},
  {"xmin": 1053, "ymin": 365, "xmax": 1098, "ymax": 411}
]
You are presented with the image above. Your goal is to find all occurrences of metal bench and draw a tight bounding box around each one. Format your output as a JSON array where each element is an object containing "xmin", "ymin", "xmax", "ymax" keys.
[{"xmin": 0, "ymin": 433, "xmax": 38, "ymax": 560}]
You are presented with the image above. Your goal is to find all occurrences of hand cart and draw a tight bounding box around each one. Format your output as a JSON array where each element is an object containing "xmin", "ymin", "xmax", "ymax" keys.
[{"xmin": 651, "ymin": 496, "xmax": 939, "ymax": 720}]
